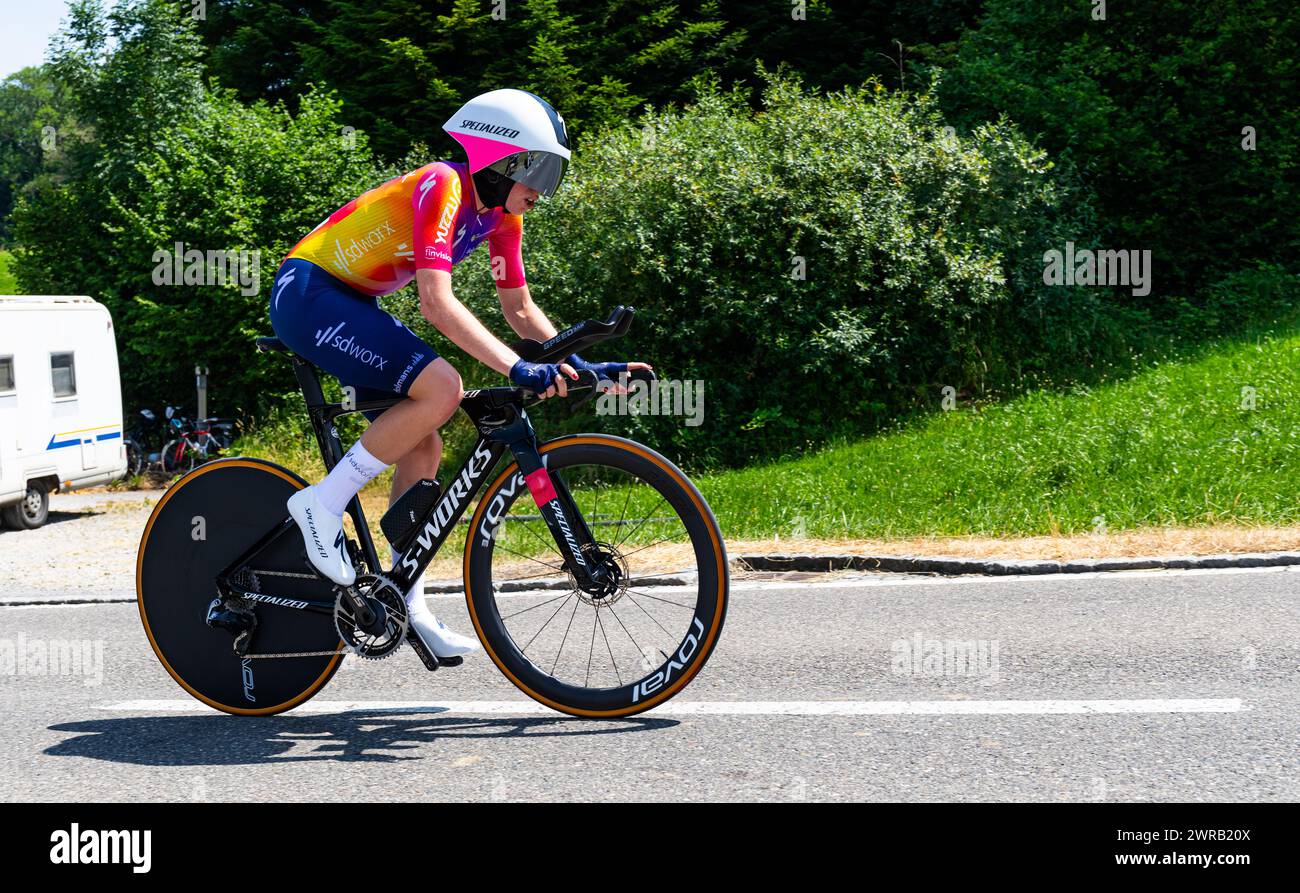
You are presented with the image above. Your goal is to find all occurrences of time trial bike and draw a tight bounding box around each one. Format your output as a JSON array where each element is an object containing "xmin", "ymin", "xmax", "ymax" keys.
[{"xmin": 135, "ymin": 306, "xmax": 728, "ymax": 718}]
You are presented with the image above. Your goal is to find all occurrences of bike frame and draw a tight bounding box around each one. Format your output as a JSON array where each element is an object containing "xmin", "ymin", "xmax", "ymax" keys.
[{"xmin": 213, "ymin": 349, "xmax": 606, "ymax": 620}]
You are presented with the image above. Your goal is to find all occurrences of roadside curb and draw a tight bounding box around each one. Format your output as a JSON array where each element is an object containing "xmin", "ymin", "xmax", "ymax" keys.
[{"xmin": 733, "ymin": 551, "xmax": 1300, "ymax": 576}]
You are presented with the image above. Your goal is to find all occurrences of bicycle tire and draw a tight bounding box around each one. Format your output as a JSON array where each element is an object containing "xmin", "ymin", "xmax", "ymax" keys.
[
  {"xmin": 463, "ymin": 434, "xmax": 728, "ymax": 718},
  {"xmin": 136, "ymin": 457, "xmax": 345, "ymax": 715},
  {"xmin": 160, "ymin": 438, "xmax": 192, "ymax": 475},
  {"xmin": 125, "ymin": 438, "xmax": 144, "ymax": 477}
]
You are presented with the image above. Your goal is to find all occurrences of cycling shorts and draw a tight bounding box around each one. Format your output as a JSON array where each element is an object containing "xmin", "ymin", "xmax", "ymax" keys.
[{"xmin": 269, "ymin": 258, "xmax": 437, "ymax": 421}]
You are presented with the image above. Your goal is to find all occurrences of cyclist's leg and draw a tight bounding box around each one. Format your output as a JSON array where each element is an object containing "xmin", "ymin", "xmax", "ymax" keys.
[
  {"xmin": 342, "ymin": 379, "xmax": 449, "ymax": 517},
  {"xmin": 270, "ymin": 259, "xmax": 443, "ymax": 582},
  {"xmin": 344, "ymin": 376, "xmax": 477, "ymax": 658},
  {"xmin": 270, "ymin": 259, "xmax": 474, "ymax": 655},
  {"xmin": 351, "ymin": 359, "xmax": 461, "ymax": 467}
]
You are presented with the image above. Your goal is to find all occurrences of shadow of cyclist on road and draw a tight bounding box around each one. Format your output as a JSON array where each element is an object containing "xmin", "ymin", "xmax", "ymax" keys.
[{"xmin": 44, "ymin": 710, "xmax": 675, "ymax": 766}]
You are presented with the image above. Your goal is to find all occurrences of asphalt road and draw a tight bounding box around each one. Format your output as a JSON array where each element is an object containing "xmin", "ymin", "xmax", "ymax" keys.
[{"xmin": 1, "ymin": 518, "xmax": 1296, "ymax": 801}]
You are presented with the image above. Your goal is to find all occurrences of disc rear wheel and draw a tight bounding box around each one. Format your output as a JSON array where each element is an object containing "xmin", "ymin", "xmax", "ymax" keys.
[{"xmin": 136, "ymin": 457, "xmax": 345, "ymax": 715}]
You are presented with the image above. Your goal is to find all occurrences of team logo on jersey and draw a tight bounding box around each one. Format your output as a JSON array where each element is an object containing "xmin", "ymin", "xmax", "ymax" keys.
[
  {"xmin": 416, "ymin": 173, "xmax": 438, "ymax": 210},
  {"xmin": 434, "ymin": 176, "xmax": 462, "ymax": 246},
  {"xmin": 315, "ymin": 321, "xmax": 389, "ymax": 370},
  {"xmin": 331, "ymin": 220, "xmax": 397, "ymax": 275}
]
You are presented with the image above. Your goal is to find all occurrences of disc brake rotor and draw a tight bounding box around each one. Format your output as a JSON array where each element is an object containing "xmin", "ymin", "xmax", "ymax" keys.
[{"xmin": 567, "ymin": 541, "xmax": 630, "ymax": 607}]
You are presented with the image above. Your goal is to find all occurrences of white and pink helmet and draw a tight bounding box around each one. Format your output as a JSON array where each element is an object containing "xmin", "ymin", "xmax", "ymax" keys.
[{"xmin": 443, "ymin": 89, "xmax": 571, "ymax": 198}]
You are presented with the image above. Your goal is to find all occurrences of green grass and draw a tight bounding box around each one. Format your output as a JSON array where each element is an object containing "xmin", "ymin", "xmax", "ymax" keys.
[
  {"xmin": 0, "ymin": 250, "xmax": 19, "ymax": 294},
  {"xmin": 697, "ymin": 326, "xmax": 1300, "ymax": 539}
]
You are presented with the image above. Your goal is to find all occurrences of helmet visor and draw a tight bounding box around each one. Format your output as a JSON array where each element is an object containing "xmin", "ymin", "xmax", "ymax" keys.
[{"xmin": 489, "ymin": 151, "xmax": 568, "ymax": 198}]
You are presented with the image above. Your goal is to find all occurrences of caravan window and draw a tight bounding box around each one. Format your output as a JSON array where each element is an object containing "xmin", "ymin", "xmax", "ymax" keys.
[
  {"xmin": 0, "ymin": 356, "xmax": 13, "ymax": 393},
  {"xmin": 51, "ymin": 352, "xmax": 76, "ymax": 398}
]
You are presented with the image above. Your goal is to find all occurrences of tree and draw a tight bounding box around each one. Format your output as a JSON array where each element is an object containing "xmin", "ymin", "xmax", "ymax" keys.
[
  {"xmin": 13, "ymin": 0, "xmax": 385, "ymax": 414},
  {"xmin": 0, "ymin": 67, "xmax": 74, "ymax": 241},
  {"xmin": 939, "ymin": 0, "xmax": 1300, "ymax": 296}
]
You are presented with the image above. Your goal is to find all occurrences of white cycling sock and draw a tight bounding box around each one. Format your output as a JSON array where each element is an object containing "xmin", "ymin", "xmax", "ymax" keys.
[
  {"xmin": 405, "ymin": 572, "xmax": 429, "ymax": 614},
  {"xmin": 315, "ymin": 440, "xmax": 388, "ymax": 515}
]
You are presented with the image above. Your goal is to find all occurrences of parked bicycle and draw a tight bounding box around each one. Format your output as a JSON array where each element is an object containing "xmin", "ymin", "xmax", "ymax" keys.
[
  {"xmin": 159, "ymin": 408, "xmax": 226, "ymax": 475},
  {"xmin": 135, "ymin": 307, "xmax": 729, "ymax": 717},
  {"xmin": 124, "ymin": 407, "xmax": 164, "ymax": 477}
]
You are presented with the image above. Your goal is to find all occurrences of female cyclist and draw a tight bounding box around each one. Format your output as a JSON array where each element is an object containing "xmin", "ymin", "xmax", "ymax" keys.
[{"xmin": 267, "ymin": 89, "xmax": 649, "ymax": 659}]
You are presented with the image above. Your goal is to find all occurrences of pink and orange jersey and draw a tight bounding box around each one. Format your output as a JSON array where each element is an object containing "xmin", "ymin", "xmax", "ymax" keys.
[{"xmin": 285, "ymin": 161, "xmax": 525, "ymax": 296}]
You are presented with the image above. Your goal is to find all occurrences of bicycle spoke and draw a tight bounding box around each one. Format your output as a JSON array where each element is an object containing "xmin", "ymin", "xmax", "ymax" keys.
[
  {"xmin": 585, "ymin": 610, "xmax": 597, "ymax": 688},
  {"xmin": 613, "ymin": 483, "xmax": 635, "ymax": 536},
  {"xmin": 497, "ymin": 566, "xmax": 571, "ymax": 585},
  {"xmin": 550, "ymin": 597, "xmax": 582, "ymax": 676},
  {"xmin": 491, "ymin": 541, "xmax": 566, "ymax": 575},
  {"xmin": 621, "ymin": 590, "xmax": 680, "ymax": 643},
  {"xmin": 505, "ymin": 511, "xmax": 565, "ymax": 560},
  {"xmin": 619, "ymin": 532, "xmax": 687, "ymax": 560},
  {"xmin": 595, "ymin": 608, "xmax": 622, "ymax": 687},
  {"xmin": 605, "ymin": 603, "xmax": 653, "ymax": 669},
  {"xmin": 615, "ymin": 493, "xmax": 670, "ymax": 549},
  {"xmin": 501, "ymin": 590, "xmax": 573, "ymax": 622},
  {"xmin": 623, "ymin": 587, "xmax": 698, "ymax": 611},
  {"xmin": 521, "ymin": 592, "xmax": 576, "ymax": 655}
]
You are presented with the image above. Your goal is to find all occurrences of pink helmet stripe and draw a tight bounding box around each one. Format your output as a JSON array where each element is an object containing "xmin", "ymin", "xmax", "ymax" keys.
[{"xmin": 452, "ymin": 132, "xmax": 526, "ymax": 173}]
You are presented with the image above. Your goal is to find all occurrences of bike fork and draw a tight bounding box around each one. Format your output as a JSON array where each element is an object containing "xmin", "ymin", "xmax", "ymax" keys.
[{"xmin": 498, "ymin": 427, "xmax": 605, "ymax": 590}]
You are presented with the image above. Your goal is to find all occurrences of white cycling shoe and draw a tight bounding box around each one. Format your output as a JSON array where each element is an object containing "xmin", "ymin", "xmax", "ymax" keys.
[
  {"xmin": 287, "ymin": 486, "xmax": 356, "ymax": 586},
  {"xmin": 406, "ymin": 575, "xmax": 479, "ymax": 659}
]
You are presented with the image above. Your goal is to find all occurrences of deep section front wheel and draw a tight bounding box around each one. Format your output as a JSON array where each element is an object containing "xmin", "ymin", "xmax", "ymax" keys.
[
  {"xmin": 463, "ymin": 434, "xmax": 728, "ymax": 718},
  {"xmin": 136, "ymin": 457, "xmax": 344, "ymax": 715}
]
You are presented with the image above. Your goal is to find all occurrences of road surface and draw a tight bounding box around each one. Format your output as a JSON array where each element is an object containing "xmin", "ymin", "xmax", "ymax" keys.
[{"xmin": 0, "ymin": 493, "xmax": 1295, "ymax": 801}]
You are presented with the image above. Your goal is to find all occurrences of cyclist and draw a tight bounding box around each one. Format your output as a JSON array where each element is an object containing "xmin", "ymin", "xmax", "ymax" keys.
[{"xmin": 268, "ymin": 89, "xmax": 649, "ymax": 659}]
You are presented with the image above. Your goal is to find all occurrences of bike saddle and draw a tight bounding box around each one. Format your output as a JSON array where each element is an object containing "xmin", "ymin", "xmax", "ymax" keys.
[{"xmin": 254, "ymin": 336, "xmax": 295, "ymax": 355}]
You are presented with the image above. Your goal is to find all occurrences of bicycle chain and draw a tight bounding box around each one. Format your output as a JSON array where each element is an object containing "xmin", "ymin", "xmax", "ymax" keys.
[
  {"xmin": 235, "ymin": 570, "xmax": 411, "ymax": 660},
  {"xmin": 235, "ymin": 566, "xmax": 351, "ymax": 659},
  {"xmin": 249, "ymin": 568, "xmax": 318, "ymax": 580}
]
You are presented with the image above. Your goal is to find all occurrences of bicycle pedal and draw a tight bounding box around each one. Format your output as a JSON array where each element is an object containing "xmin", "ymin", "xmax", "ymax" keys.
[{"xmin": 405, "ymin": 628, "xmax": 441, "ymax": 672}]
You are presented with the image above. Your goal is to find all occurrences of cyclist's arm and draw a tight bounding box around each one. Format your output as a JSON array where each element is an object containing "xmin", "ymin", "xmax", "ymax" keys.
[
  {"xmin": 497, "ymin": 283, "xmax": 560, "ymax": 343},
  {"xmin": 411, "ymin": 164, "xmax": 522, "ymax": 375},
  {"xmin": 487, "ymin": 213, "xmax": 560, "ymax": 342},
  {"xmin": 416, "ymin": 269, "xmax": 519, "ymax": 376}
]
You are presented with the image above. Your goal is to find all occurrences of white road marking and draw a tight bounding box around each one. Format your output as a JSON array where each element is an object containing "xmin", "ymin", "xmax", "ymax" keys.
[{"xmin": 96, "ymin": 698, "xmax": 1245, "ymax": 716}]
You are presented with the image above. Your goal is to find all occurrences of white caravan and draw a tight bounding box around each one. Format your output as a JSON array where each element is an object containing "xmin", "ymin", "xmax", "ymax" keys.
[{"xmin": 0, "ymin": 295, "xmax": 128, "ymax": 529}]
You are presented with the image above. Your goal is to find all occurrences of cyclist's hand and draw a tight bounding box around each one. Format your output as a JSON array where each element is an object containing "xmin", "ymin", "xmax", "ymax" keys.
[
  {"xmin": 510, "ymin": 359, "xmax": 577, "ymax": 399},
  {"xmin": 567, "ymin": 353, "xmax": 653, "ymax": 395}
]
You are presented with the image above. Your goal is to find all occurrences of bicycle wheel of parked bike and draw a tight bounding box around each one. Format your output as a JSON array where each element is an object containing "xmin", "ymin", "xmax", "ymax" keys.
[
  {"xmin": 160, "ymin": 438, "xmax": 197, "ymax": 475},
  {"xmin": 136, "ymin": 457, "xmax": 345, "ymax": 715},
  {"xmin": 464, "ymin": 434, "xmax": 728, "ymax": 718}
]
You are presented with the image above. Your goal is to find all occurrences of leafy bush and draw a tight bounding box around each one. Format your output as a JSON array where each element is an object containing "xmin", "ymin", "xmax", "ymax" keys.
[
  {"xmin": 0, "ymin": 250, "xmax": 18, "ymax": 293},
  {"xmin": 436, "ymin": 75, "xmax": 1095, "ymax": 467}
]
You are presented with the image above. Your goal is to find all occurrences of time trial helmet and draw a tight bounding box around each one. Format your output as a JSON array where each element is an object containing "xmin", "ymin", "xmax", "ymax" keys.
[{"xmin": 443, "ymin": 89, "xmax": 570, "ymax": 209}]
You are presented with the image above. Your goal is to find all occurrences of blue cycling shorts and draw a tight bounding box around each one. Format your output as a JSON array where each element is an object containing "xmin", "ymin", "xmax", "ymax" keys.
[{"xmin": 269, "ymin": 258, "xmax": 437, "ymax": 421}]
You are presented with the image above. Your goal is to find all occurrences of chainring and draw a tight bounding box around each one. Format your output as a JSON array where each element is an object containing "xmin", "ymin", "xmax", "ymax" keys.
[{"xmin": 335, "ymin": 573, "xmax": 409, "ymax": 660}]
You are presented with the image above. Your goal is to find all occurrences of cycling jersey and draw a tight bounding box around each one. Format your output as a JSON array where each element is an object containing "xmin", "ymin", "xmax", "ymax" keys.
[
  {"xmin": 285, "ymin": 161, "xmax": 526, "ymax": 295},
  {"xmin": 270, "ymin": 257, "xmax": 437, "ymax": 419}
]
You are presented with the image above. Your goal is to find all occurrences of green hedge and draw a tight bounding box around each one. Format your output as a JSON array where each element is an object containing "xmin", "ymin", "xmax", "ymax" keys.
[
  {"xmin": 431, "ymin": 76, "xmax": 1095, "ymax": 467},
  {"xmin": 938, "ymin": 0, "xmax": 1300, "ymax": 298}
]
